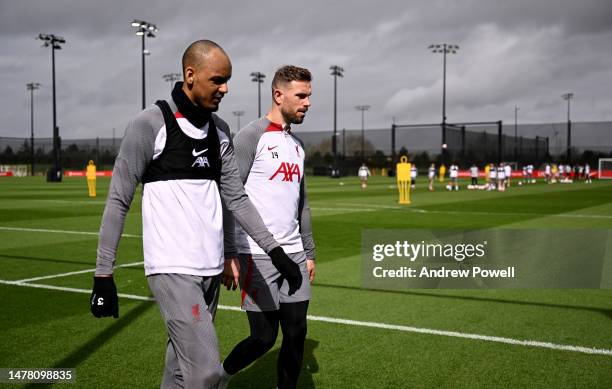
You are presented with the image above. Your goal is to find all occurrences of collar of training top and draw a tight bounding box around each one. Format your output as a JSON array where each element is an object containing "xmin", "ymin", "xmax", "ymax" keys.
[
  {"xmin": 266, "ymin": 120, "xmax": 291, "ymax": 133},
  {"xmin": 171, "ymin": 82, "xmax": 212, "ymax": 128}
]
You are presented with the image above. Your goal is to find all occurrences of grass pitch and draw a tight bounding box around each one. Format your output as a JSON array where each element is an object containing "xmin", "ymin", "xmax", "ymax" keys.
[{"xmin": 0, "ymin": 176, "xmax": 611, "ymax": 388}]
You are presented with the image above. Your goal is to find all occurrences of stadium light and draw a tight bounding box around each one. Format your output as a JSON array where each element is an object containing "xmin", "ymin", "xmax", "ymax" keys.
[
  {"xmin": 232, "ymin": 110, "xmax": 245, "ymax": 133},
  {"xmin": 514, "ymin": 105, "xmax": 519, "ymax": 163},
  {"xmin": 330, "ymin": 65, "xmax": 344, "ymax": 161},
  {"xmin": 26, "ymin": 82, "xmax": 41, "ymax": 176},
  {"xmin": 250, "ymin": 72, "xmax": 265, "ymax": 118},
  {"xmin": 162, "ymin": 72, "xmax": 181, "ymax": 91},
  {"xmin": 37, "ymin": 33, "xmax": 65, "ymax": 182},
  {"xmin": 428, "ymin": 43, "xmax": 459, "ymax": 164},
  {"xmin": 562, "ymin": 92, "xmax": 573, "ymax": 163},
  {"xmin": 355, "ymin": 105, "xmax": 370, "ymax": 161},
  {"xmin": 131, "ymin": 19, "xmax": 158, "ymax": 110}
]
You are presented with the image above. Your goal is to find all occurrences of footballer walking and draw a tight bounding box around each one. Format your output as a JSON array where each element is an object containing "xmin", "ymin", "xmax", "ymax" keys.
[
  {"xmin": 219, "ymin": 66, "xmax": 316, "ymax": 389},
  {"xmin": 89, "ymin": 40, "xmax": 302, "ymax": 389}
]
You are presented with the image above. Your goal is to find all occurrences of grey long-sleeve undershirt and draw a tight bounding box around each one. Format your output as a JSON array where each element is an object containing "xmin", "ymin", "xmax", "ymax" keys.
[{"xmin": 95, "ymin": 100, "xmax": 278, "ymax": 275}]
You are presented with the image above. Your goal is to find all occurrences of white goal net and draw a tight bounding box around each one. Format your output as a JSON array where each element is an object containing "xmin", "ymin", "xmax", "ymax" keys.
[
  {"xmin": 598, "ymin": 158, "xmax": 612, "ymax": 179},
  {"xmin": 0, "ymin": 164, "xmax": 30, "ymax": 177}
]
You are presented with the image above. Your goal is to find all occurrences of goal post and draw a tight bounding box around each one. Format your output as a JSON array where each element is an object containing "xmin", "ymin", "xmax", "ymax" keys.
[{"xmin": 598, "ymin": 158, "xmax": 612, "ymax": 179}]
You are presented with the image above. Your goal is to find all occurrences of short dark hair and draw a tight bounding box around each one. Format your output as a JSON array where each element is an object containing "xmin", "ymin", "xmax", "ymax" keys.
[
  {"xmin": 182, "ymin": 40, "xmax": 225, "ymax": 74},
  {"xmin": 271, "ymin": 65, "xmax": 312, "ymax": 90}
]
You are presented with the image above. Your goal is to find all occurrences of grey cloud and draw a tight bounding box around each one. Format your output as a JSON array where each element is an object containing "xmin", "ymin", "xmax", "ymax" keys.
[{"xmin": 0, "ymin": 0, "xmax": 611, "ymax": 148}]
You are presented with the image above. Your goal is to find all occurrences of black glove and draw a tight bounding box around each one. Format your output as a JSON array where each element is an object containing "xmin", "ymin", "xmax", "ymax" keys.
[
  {"xmin": 90, "ymin": 276, "xmax": 119, "ymax": 318},
  {"xmin": 269, "ymin": 247, "xmax": 302, "ymax": 296}
]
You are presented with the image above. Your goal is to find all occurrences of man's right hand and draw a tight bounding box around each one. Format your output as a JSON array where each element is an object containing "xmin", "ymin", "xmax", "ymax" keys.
[
  {"xmin": 90, "ymin": 276, "xmax": 119, "ymax": 318},
  {"xmin": 269, "ymin": 247, "xmax": 302, "ymax": 296}
]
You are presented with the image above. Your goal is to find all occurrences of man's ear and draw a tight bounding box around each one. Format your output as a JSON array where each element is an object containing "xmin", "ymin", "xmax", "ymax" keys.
[
  {"xmin": 272, "ymin": 88, "xmax": 283, "ymax": 105},
  {"xmin": 184, "ymin": 67, "xmax": 195, "ymax": 87}
]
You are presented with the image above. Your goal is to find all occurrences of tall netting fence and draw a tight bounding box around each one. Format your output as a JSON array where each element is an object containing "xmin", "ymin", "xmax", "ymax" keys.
[
  {"xmin": 0, "ymin": 137, "xmax": 120, "ymax": 174},
  {"xmin": 444, "ymin": 123, "xmax": 549, "ymax": 167},
  {"xmin": 298, "ymin": 123, "xmax": 554, "ymax": 175},
  {"xmin": 2, "ymin": 121, "xmax": 610, "ymax": 176}
]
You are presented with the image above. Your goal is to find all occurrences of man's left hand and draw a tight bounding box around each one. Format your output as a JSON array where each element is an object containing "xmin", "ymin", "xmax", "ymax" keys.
[{"xmin": 223, "ymin": 258, "xmax": 240, "ymax": 290}]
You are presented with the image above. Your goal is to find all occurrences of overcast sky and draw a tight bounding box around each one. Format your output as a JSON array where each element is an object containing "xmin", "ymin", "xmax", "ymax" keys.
[{"xmin": 1, "ymin": 0, "xmax": 611, "ymax": 143}]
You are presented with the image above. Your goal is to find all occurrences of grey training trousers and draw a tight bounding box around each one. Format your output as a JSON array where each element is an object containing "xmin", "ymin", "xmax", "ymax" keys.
[{"xmin": 147, "ymin": 273, "xmax": 222, "ymax": 389}]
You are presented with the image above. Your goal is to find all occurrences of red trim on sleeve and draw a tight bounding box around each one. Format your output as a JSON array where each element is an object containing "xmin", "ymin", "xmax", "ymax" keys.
[{"xmin": 175, "ymin": 111, "xmax": 184, "ymax": 119}]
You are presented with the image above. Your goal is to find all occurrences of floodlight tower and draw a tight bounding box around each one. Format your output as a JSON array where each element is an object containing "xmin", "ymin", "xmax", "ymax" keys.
[
  {"xmin": 162, "ymin": 73, "xmax": 181, "ymax": 91},
  {"xmin": 131, "ymin": 19, "xmax": 158, "ymax": 109},
  {"xmin": 38, "ymin": 33, "xmax": 65, "ymax": 181},
  {"xmin": 232, "ymin": 110, "xmax": 245, "ymax": 133},
  {"xmin": 330, "ymin": 65, "xmax": 344, "ymax": 160},
  {"xmin": 514, "ymin": 105, "xmax": 519, "ymax": 163},
  {"xmin": 355, "ymin": 105, "xmax": 370, "ymax": 161},
  {"xmin": 562, "ymin": 92, "xmax": 573, "ymax": 163},
  {"xmin": 428, "ymin": 43, "xmax": 459, "ymax": 163},
  {"xmin": 250, "ymin": 72, "xmax": 265, "ymax": 117},
  {"xmin": 26, "ymin": 82, "xmax": 41, "ymax": 176}
]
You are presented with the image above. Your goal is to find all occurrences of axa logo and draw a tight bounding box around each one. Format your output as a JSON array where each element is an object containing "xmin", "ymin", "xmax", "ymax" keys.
[
  {"xmin": 192, "ymin": 156, "xmax": 210, "ymax": 168},
  {"xmin": 191, "ymin": 148, "xmax": 210, "ymax": 167},
  {"xmin": 269, "ymin": 162, "xmax": 301, "ymax": 182}
]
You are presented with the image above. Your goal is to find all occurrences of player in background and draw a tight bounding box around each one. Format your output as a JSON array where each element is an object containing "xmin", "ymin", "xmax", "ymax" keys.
[
  {"xmin": 504, "ymin": 163, "xmax": 512, "ymax": 187},
  {"xmin": 448, "ymin": 163, "xmax": 459, "ymax": 191},
  {"xmin": 428, "ymin": 163, "xmax": 436, "ymax": 191},
  {"xmin": 358, "ymin": 163, "xmax": 371, "ymax": 189},
  {"xmin": 410, "ymin": 164, "xmax": 417, "ymax": 189},
  {"xmin": 527, "ymin": 164, "xmax": 535, "ymax": 183},
  {"xmin": 544, "ymin": 162, "xmax": 551, "ymax": 183},
  {"xmin": 220, "ymin": 66, "xmax": 315, "ymax": 389},
  {"xmin": 86, "ymin": 160, "xmax": 97, "ymax": 197},
  {"xmin": 439, "ymin": 164, "xmax": 446, "ymax": 183},
  {"xmin": 489, "ymin": 164, "xmax": 497, "ymax": 190},
  {"xmin": 497, "ymin": 163, "xmax": 506, "ymax": 192},
  {"xmin": 565, "ymin": 164, "xmax": 572, "ymax": 182},
  {"xmin": 484, "ymin": 163, "xmax": 491, "ymax": 185},
  {"xmin": 585, "ymin": 163, "xmax": 592, "ymax": 183},
  {"xmin": 574, "ymin": 165, "xmax": 581, "ymax": 181},
  {"xmin": 470, "ymin": 163, "xmax": 478, "ymax": 186},
  {"xmin": 552, "ymin": 163, "xmax": 559, "ymax": 183}
]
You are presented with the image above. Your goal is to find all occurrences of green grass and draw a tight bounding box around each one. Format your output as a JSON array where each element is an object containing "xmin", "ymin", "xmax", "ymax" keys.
[{"xmin": 0, "ymin": 176, "xmax": 611, "ymax": 388}]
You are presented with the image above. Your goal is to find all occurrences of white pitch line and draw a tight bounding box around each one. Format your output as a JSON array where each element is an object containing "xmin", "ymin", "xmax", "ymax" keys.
[
  {"xmin": 0, "ymin": 281, "xmax": 155, "ymax": 301},
  {"xmin": 337, "ymin": 203, "xmax": 612, "ymax": 219},
  {"xmin": 307, "ymin": 315, "xmax": 612, "ymax": 356},
  {"xmin": 34, "ymin": 199, "xmax": 108, "ymax": 205},
  {"xmin": 0, "ymin": 226, "xmax": 141, "ymax": 238},
  {"xmin": 419, "ymin": 209, "xmax": 612, "ymax": 220},
  {"xmin": 13, "ymin": 261, "xmax": 144, "ymax": 283},
  {"xmin": 0, "ymin": 279, "xmax": 610, "ymax": 357},
  {"xmin": 341, "ymin": 203, "xmax": 404, "ymax": 210},
  {"xmin": 311, "ymin": 207, "xmax": 379, "ymax": 212}
]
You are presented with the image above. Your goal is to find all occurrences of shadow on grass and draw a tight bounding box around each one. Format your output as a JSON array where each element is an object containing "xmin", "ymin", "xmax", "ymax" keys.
[
  {"xmin": 24, "ymin": 300, "xmax": 155, "ymax": 389},
  {"xmin": 0, "ymin": 253, "xmax": 143, "ymax": 271},
  {"xmin": 229, "ymin": 338, "xmax": 319, "ymax": 389},
  {"xmin": 0, "ymin": 253, "xmax": 94, "ymax": 267},
  {"xmin": 315, "ymin": 282, "xmax": 612, "ymax": 320}
]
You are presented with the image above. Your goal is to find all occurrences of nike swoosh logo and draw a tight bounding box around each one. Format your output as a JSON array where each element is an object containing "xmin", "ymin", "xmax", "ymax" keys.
[
  {"xmin": 192, "ymin": 148, "xmax": 208, "ymax": 157},
  {"xmin": 267, "ymin": 146, "xmax": 278, "ymax": 151}
]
